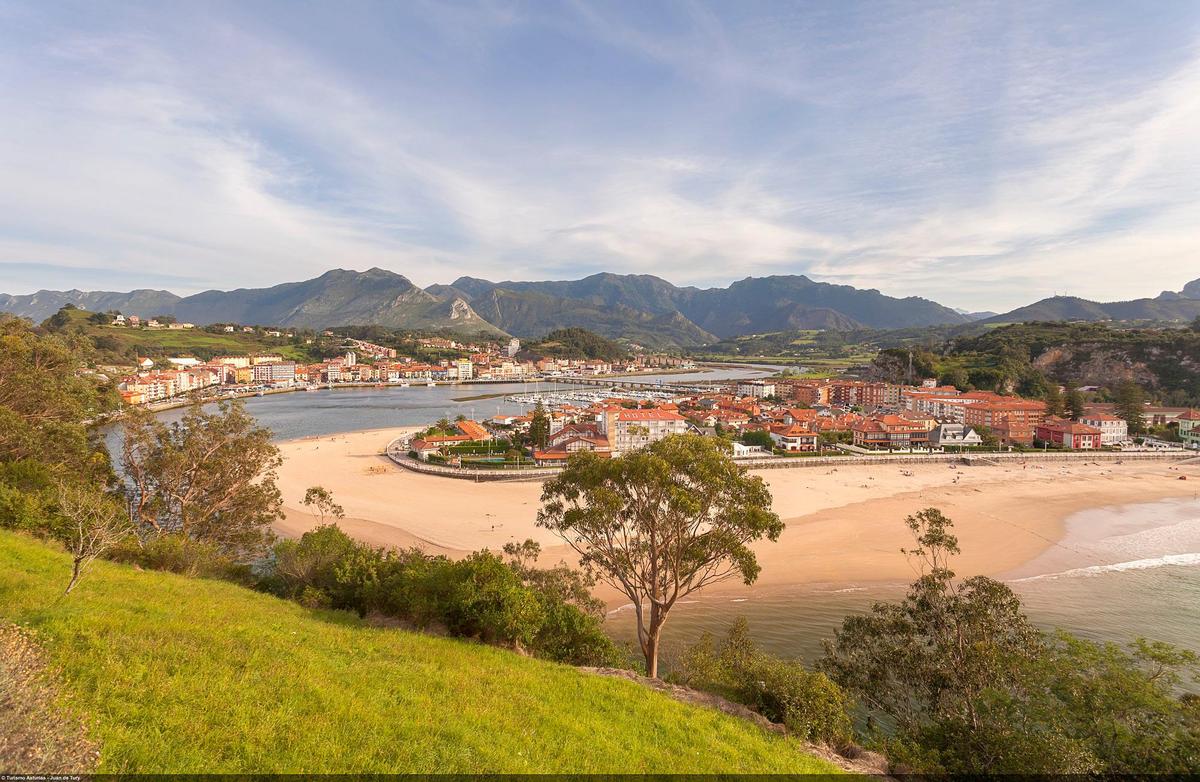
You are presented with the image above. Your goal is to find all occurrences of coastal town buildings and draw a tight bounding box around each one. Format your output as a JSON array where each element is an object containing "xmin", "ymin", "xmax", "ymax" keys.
[
  {"xmin": 599, "ymin": 407, "xmax": 690, "ymax": 453},
  {"xmin": 928, "ymin": 423, "xmax": 983, "ymax": 448},
  {"xmin": 1178, "ymin": 410, "xmax": 1200, "ymax": 447},
  {"xmin": 1036, "ymin": 417, "xmax": 1103, "ymax": 449},
  {"xmin": 1078, "ymin": 413, "xmax": 1128, "ymax": 446}
]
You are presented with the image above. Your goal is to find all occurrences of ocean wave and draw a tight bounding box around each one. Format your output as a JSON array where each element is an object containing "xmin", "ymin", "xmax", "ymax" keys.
[{"xmin": 1012, "ymin": 552, "xmax": 1200, "ymax": 582}]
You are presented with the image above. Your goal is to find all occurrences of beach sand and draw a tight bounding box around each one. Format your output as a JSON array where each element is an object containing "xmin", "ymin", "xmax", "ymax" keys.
[{"xmin": 274, "ymin": 428, "xmax": 1200, "ymax": 603}]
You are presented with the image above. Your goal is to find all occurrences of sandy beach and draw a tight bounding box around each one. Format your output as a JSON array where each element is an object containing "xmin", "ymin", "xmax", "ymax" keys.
[{"xmin": 274, "ymin": 427, "xmax": 1200, "ymax": 603}]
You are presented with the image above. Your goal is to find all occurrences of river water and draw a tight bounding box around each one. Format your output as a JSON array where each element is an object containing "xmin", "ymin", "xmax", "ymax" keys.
[{"xmin": 145, "ymin": 364, "xmax": 781, "ymax": 441}]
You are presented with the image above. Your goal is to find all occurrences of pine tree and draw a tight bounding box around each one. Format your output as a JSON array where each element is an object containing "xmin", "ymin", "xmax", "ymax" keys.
[{"xmin": 1114, "ymin": 381, "xmax": 1146, "ymax": 435}]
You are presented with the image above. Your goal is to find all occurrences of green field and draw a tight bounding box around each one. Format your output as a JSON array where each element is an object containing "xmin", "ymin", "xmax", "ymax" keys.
[
  {"xmin": 0, "ymin": 531, "xmax": 839, "ymax": 774},
  {"xmin": 45, "ymin": 308, "xmax": 317, "ymax": 363}
]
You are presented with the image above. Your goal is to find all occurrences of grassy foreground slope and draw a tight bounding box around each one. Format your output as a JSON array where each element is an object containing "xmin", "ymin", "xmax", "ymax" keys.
[{"xmin": 0, "ymin": 532, "xmax": 838, "ymax": 774}]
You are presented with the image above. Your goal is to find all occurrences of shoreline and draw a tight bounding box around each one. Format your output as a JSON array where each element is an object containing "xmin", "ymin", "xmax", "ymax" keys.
[{"xmin": 273, "ymin": 427, "xmax": 1200, "ymax": 606}]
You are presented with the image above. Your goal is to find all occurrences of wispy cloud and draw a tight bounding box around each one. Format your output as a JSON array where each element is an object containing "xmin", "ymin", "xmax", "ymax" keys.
[{"xmin": 0, "ymin": 0, "xmax": 1197, "ymax": 311}]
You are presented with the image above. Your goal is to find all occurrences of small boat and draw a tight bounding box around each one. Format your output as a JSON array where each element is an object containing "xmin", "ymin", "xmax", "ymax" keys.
[
  {"xmin": 304, "ymin": 384, "xmax": 320, "ymax": 391},
  {"xmin": 399, "ymin": 382, "xmax": 410, "ymax": 387},
  {"xmin": 426, "ymin": 381, "xmax": 436, "ymax": 387}
]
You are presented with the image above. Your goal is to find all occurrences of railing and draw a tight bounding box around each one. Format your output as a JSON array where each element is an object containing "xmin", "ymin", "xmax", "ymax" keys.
[
  {"xmin": 384, "ymin": 438, "xmax": 561, "ymax": 482},
  {"xmin": 384, "ymin": 435, "xmax": 1194, "ymax": 481}
]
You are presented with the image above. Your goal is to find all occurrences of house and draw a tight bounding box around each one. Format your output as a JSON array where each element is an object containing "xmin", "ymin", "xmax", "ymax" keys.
[
  {"xmin": 731, "ymin": 442, "xmax": 768, "ymax": 458},
  {"xmin": 1178, "ymin": 410, "xmax": 1200, "ymax": 447},
  {"xmin": 455, "ymin": 419, "xmax": 491, "ymax": 441},
  {"xmin": 532, "ymin": 433, "xmax": 614, "ymax": 466},
  {"xmin": 598, "ymin": 407, "xmax": 689, "ymax": 453},
  {"xmin": 1078, "ymin": 413, "xmax": 1128, "ymax": 446},
  {"xmin": 137, "ymin": 357, "xmax": 154, "ymax": 370},
  {"xmin": 736, "ymin": 380, "xmax": 776, "ymax": 399},
  {"xmin": 768, "ymin": 424, "xmax": 819, "ymax": 452},
  {"xmin": 1036, "ymin": 417, "xmax": 1102, "ymax": 449},
  {"xmin": 928, "ymin": 423, "xmax": 983, "ymax": 448},
  {"xmin": 851, "ymin": 415, "xmax": 930, "ymax": 450}
]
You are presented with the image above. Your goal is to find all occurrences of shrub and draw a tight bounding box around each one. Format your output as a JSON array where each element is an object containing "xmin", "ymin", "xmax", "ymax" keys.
[
  {"xmin": 265, "ymin": 524, "xmax": 359, "ymax": 601},
  {"xmin": 106, "ymin": 534, "xmax": 253, "ymax": 584},
  {"xmin": 674, "ymin": 618, "xmax": 853, "ymax": 745}
]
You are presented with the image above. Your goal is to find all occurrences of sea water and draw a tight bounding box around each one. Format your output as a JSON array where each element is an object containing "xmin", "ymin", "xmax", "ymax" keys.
[{"xmin": 606, "ymin": 497, "xmax": 1200, "ymax": 679}]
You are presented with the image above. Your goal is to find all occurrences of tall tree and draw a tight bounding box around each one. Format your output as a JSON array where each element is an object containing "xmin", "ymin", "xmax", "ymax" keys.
[
  {"xmin": 1043, "ymin": 383, "xmax": 1065, "ymax": 417},
  {"xmin": 1114, "ymin": 381, "xmax": 1147, "ymax": 435},
  {"xmin": 121, "ymin": 401, "xmax": 283, "ymax": 558},
  {"xmin": 1065, "ymin": 387, "xmax": 1086, "ymax": 420},
  {"xmin": 538, "ymin": 434, "xmax": 783, "ymax": 677},
  {"xmin": 528, "ymin": 400, "xmax": 550, "ymax": 449}
]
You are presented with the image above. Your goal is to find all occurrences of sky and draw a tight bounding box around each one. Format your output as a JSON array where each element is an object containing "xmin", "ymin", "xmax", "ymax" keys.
[{"xmin": 1, "ymin": 1, "xmax": 1198, "ymax": 311}]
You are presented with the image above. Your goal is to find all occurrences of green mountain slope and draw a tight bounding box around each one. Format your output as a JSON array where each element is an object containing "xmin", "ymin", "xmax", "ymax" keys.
[
  {"xmin": 984, "ymin": 294, "xmax": 1200, "ymax": 324},
  {"xmin": 1, "ymin": 270, "xmax": 504, "ymax": 336},
  {"xmin": 0, "ymin": 531, "xmax": 837, "ymax": 775},
  {"xmin": 453, "ymin": 272, "xmax": 968, "ymax": 338},
  {"xmin": 468, "ymin": 287, "xmax": 716, "ymax": 347}
]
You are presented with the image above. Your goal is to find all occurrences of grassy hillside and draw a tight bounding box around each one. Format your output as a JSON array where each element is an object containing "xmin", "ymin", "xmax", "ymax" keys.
[
  {"xmin": 43, "ymin": 307, "xmax": 318, "ymax": 363},
  {"xmin": 0, "ymin": 532, "xmax": 838, "ymax": 774}
]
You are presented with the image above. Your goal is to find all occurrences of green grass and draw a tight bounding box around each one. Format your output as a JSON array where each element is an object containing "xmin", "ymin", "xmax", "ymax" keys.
[{"xmin": 0, "ymin": 531, "xmax": 840, "ymax": 774}]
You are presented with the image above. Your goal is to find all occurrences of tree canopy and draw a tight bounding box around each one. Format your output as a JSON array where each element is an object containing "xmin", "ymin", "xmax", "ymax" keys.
[{"xmin": 538, "ymin": 434, "xmax": 783, "ymax": 677}]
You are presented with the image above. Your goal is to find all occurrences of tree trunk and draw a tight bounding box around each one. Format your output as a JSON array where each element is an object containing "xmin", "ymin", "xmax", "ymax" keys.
[
  {"xmin": 644, "ymin": 602, "xmax": 664, "ymax": 678},
  {"xmin": 644, "ymin": 626, "xmax": 662, "ymax": 679},
  {"xmin": 65, "ymin": 558, "xmax": 82, "ymax": 595}
]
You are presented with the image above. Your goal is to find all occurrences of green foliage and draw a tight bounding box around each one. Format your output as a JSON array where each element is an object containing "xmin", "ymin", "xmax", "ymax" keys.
[
  {"xmin": 106, "ymin": 534, "xmax": 254, "ymax": 584},
  {"xmin": 121, "ymin": 401, "xmax": 283, "ymax": 559},
  {"xmin": 947, "ymin": 322, "xmax": 1200, "ymax": 405},
  {"xmin": 1065, "ymin": 386, "xmax": 1086, "ymax": 419},
  {"xmin": 1115, "ymin": 380, "xmax": 1147, "ymax": 435},
  {"xmin": 819, "ymin": 509, "xmax": 1200, "ymax": 774},
  {"xmin": 675, "ymin": 618, "xmax": 853, "ymax": 744},
  {"xmin": 0, "ymin": 530, "xmax": 837, "ymax": 774},
  {"xmin": 740, "ymin": 429, "xmax": 775, "ymax": 449},
  {"xmin": 539, "ymin": 434, "xmax": 783, "ymax": 678},
  {"xmin": 0, "ymin": 316, "xmax": 117, "ymax": 481},
  {"xmin": 938, "ymin": 366, "xmax": 971, "ymax": 390},
  {"xmin": 524, "ymin": 327, "xmax": 627, "ymax": 361},
  {"xmin": 261, "ymin": 526, "xmax": 620, "ymax": 666},
  {"xmin": 528, "ymin": 401, "xmax": 550, "ymax": 449}
]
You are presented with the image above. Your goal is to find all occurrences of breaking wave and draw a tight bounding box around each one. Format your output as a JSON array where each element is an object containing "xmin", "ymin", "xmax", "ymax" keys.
[{"xmin": 1012, "ymin": 553, "xmax": 1200, "ymax": 583}]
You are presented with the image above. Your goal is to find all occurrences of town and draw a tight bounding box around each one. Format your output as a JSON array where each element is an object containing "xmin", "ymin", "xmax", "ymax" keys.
[
  {"xmin": 400, "ymin": 375, "xmax": 1200, "ymax": 472},
  {"xmin": 114, "ymin": 327, "xmax": 697, "ymax": 406}
]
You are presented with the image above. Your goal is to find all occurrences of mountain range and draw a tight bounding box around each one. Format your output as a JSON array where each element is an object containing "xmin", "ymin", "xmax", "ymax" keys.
[
  {"xmin": 979, "ymin": 278, "xmax": 1200, "ymax": 325},
  {"xmin": 1, "ymin": 268, "xmax": 1197, "ymax": 346}
]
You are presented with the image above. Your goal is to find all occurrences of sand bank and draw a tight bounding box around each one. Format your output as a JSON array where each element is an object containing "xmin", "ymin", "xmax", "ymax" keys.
[{"xmin": 274, "ymin": 428, "xmax": 1200, "ymax": 601}]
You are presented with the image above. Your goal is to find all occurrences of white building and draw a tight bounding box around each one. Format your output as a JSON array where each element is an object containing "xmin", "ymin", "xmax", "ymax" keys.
[
  {"xmin": 1078, "ymin": 413, "xmax": 1128, "ymax": 446},
  {"xmin": 928, "ymin": 423, "xmax": 984, "ymax": 448},
  {"xmin": 455, "ymin": 358, "xmax": 474, "ymax": 380},
  {"xmin": 252, "ymin": 362, "xmax": 297, "ymax": 384},
  {"xmin": 736, "ymin": 380, "xmax": 776, "ymax": 399},
  {"xmin": 507, "ymin": 338, "xmax": 521, "ymax": 357},
  {"xmin": 599, "ymin": 408, "xmax": 690, "ymax": 453}
]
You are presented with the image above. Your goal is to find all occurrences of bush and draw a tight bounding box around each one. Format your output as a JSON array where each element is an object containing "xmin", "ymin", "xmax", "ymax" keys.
[
  {"xmin": 264, "ymin": 524, "xmax": 359, "ymax": 601},
  {"xmin": 674, "ymin": 618, "xmax": 853, "ymax": 744},
  {"xmin": 106, "ymin": 534, "xmax": 253, "ymax": 584},
  {"xmin": 299, "ymin": 540, "xmax": 622, "ymax": 665}
]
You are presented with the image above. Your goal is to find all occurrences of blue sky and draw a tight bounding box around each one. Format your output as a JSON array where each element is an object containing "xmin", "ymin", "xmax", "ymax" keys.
[{"xmin": 1, "ymin": 0, "xmax": 1198, "ymax": 310}]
